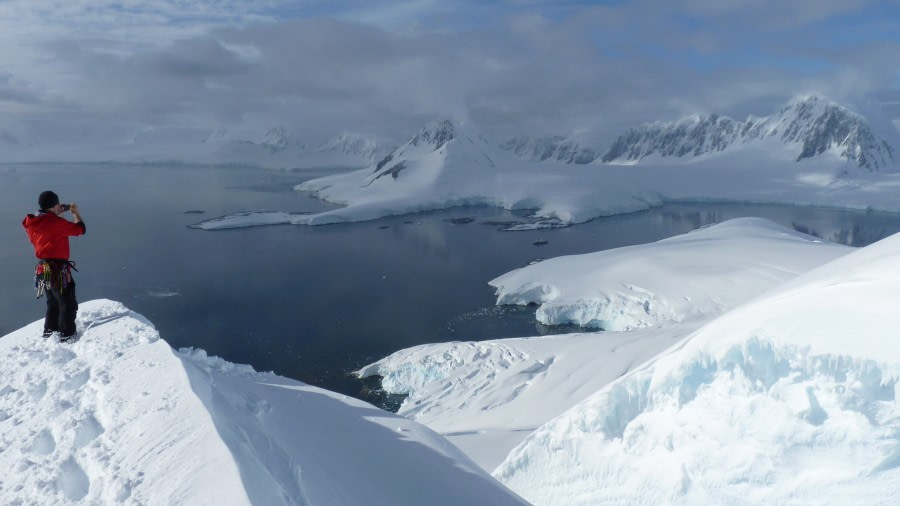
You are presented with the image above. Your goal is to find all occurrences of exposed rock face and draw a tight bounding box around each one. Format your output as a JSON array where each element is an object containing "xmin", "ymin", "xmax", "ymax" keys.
[
  {"xmin": 317, "ymin": 132, "xmax": 386, "ymax": 161},
  {"xmin": 368, "ymin": 119, "xmax": 500, "ymax": 184},
  {"xmin": 409, "ymin": 119, "xmax": 456, "ymax": 151},
  {"xmin": 263, "ymin": 127, "xmax": 295, "ymax": 150},
  {"xmin": 501, "ymin": 136, "xmax": 599, "ymax": 164},
  {"xmin": 601, "ymin": 96, "xmax": 897, "ymax": 171}
]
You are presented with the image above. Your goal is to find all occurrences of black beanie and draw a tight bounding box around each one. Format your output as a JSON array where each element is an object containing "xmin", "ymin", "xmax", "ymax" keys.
[{"xmin": 38, "ymin": 191, "xmax": 60, "ymax": 210}]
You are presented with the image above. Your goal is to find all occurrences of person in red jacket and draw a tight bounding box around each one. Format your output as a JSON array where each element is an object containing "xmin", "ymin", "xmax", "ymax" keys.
[{"xmin": 23, "ymin": 191, "xmax": 86, "ymax": 341}]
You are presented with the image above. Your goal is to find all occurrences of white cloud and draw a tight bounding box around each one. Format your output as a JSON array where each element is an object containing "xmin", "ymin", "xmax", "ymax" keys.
[{"xmin": 0, "ymin": 0, "xmax": 896, "ymax": 149}]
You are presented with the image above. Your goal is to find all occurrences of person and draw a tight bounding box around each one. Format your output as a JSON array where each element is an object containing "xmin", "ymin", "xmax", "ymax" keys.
[{"xmin": 22, "ymin": 191, "xmax": 86, "ymax": 341}]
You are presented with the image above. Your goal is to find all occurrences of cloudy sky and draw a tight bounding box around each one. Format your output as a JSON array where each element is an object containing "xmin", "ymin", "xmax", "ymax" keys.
[{"xmin": 0, "ymin": 0, "xmax": 898, "ymax": 149}]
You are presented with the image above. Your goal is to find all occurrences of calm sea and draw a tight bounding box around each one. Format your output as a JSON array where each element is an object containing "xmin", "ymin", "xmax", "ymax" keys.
[{"xmin": 4, "ymin": 163, "xmax": 900, "ymax": 408}]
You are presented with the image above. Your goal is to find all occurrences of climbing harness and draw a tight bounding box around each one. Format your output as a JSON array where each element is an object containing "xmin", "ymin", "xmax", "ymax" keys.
[{"xmin": 34, "ymin": 259, "xmax": 77, "ymax": 299}]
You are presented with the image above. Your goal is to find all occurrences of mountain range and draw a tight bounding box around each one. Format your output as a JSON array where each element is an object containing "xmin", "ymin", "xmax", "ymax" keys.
[
  {"xmin": 500, "ymin": 135, "xmax": 598, "ymax": 164},
  {"xmin": 502, "ymin": 96, "xmax": 898, "ymax": 171},
  {"xmin": 200, "ymin": 128, "xmax": 390, "ymax": 168},
  {"xmin": 601, "ymin": 96, "xmax": 897, "ymax": 171},
  {"xmin": 1, "ymin": 96, "xmax": 896, "ymax": 172}
]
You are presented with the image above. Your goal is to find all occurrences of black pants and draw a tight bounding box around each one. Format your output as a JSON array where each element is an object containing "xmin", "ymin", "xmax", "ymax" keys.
[{"xmin": 44, "ymin": 280, "xmax": 78, "ymax": 337}]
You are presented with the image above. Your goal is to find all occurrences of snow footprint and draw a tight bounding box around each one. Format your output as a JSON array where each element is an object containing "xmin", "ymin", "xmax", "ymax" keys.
[
  {"xmin": 50, "ymin": 347, "xmax": 77, "ymax": 365},
  {"xmin": 74, "ymin": 414, "xmax": 105, "ymax": 449},
  {"xmin": 28, "ymin": 429, "xmax": 56, "ymax": 455},
  {"xmin": 61, "ymin": 369, "xmax": 91, "ymax": 391},
  {"xmin": 55, "ymin": 457, "xmax": 90, "ymax": 501},
  {"xmin": 28, "ymin": 381, "xmax": 48, "ymax": 401}
]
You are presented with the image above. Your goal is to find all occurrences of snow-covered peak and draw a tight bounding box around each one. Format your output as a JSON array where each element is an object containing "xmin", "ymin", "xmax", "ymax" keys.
[
  {"xmin": 262, "ymin": 126, "xmax": 300, "ymax": 150},
  {"xmin": 316, "ymin": 131, "xmax": 389, "ymax": 162},
  {"xmin": 0, "ymin": 300, "xmax": 525, "ymax": 505},
  {"xmin": 500, "ymin": 135, "xmax": 599, "ymax": 164},
  {"xmin": 602, "ymin": 113, "xmax": 743, "ymax": 164},
  {"xmin": 773, "ymin": 95, "xmax": 896, "ymax": 169},
  {"xmin": 294, "ymin": 118, "xmax": 525, "ymax": 224},
  {"xmin": 601, "ymin": 96, "xmax": 898, "ymax": 171},
  {"xmin": 410, "ymin": 119, "xmax": 456, "ymax": 150},
  {"xmin": 366, "ymin": 118, "xmax": 501, "ymax": 183}
]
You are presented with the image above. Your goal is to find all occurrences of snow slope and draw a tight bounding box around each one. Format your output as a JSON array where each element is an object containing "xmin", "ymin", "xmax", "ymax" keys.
[
  {"xmin": 0, "ymin": 300, "xmax": 525, "ymax": 505},
  {"xmin": 359, "ymin": 219, "xmax": 852, "ymax": 472},
  {"xmin": 289, "ymin": 119, "xmax": 530, "ymax": 226},
  {"xmin": 493, "ymin": 229, "xmax": 900, "ymax": 505},
  {"xmin": 490, "ymin": 218, "xmax": 852, "ymax": 330}
]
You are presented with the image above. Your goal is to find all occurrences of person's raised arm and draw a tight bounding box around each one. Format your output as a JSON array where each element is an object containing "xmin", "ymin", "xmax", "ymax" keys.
[{"xmin": 68, "ymin": 202, "xmax": 85, "ymax": 233}]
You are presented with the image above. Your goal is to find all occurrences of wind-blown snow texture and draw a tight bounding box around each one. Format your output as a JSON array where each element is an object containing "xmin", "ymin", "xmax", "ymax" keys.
[
  {"xmin": 493, "ymin": 228, "xmax": 900, "ymax": 505},
  {"xmin": 0, "ymin": 300, "xmax": 525, "ymax": 505}
]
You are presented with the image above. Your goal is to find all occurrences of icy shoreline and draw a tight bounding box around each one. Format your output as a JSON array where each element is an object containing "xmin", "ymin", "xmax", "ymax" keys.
[
  {"xmin": 359, "ymin": 217, "xmax": 900, "ymax": 504},
  {"xmin": 191, "ymin": 196, "xmax": 900, "ymax": 231},
  {"xmin": 359, "ymin": 219, "xmax": 852, "ymax": 471}
]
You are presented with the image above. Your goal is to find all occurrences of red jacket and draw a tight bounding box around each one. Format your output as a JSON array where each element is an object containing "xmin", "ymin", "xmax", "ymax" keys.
[{"xmin": 23, "ymin": 212, "xmax": 86, "ymax": 260}]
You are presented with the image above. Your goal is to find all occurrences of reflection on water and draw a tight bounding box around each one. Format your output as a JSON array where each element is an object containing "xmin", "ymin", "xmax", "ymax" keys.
[
  {"xmin": 792, "ymin": 223, "xmax": 892, "ymax": 247},
  {"xmin": 3, "ymin": 164, "xmax": 900, "ymax": 408},
  {"xmin": 655, "ymin": 205, "xmax": 899, "ymax": 247}
]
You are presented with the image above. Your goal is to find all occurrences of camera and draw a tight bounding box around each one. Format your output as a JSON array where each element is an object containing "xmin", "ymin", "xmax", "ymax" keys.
[{"xmin": 61, "ymin": 204, "xmax": 71, "ymax": 212}]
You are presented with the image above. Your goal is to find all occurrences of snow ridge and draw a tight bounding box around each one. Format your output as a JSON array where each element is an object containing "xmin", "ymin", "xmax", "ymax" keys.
[
  {"xmin": 601, "ymin": 96, "xmax": 897, "ymax": 171},
  {"xmin": 0, "ymin": 300, "xmax": 526, "ymax": 505}
]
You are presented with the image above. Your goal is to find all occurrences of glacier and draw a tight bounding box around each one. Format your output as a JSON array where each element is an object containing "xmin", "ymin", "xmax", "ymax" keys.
[{"xmin": 493, "ymin": 227, "xmax": 900, "ymax": 504}]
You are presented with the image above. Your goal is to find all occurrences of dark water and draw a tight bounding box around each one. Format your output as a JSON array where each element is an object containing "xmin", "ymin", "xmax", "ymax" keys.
[{"xmin": 4, "ymin": 163, "xmax": 900, "ymax": 408}]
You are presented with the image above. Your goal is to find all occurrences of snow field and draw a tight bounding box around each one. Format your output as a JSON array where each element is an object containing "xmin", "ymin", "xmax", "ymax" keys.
[
  {"xmin": 490, "ymin": 218, "xmax": 852, "ymax": 330},
  {"xmin": 494, "ymin": 227, "xmax": 900, "ymax": 504}
]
